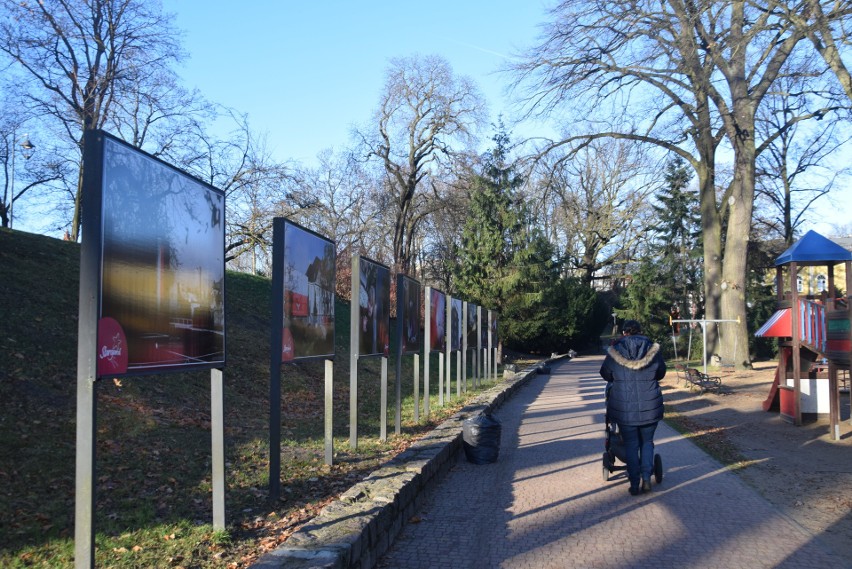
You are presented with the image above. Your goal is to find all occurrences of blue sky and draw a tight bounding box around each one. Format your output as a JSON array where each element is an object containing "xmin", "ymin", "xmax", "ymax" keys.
[
  {"xmin": 162, "ymin": 1, "xmax": 850, "ymax": 236},
  {"xmin": 164, "ymin": 0, "xmax": 553, "ymax": 164}
]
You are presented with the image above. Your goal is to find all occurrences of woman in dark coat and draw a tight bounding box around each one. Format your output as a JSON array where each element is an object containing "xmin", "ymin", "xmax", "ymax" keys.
[{"xmin": 600, "ymin": 320, "xmax": 666, "ymax": 495}]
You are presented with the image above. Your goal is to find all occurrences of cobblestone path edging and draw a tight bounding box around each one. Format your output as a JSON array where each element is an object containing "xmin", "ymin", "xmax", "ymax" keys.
[{"xmin": 252, "ymin": 361, "xmax": 553, "ymax": 569}]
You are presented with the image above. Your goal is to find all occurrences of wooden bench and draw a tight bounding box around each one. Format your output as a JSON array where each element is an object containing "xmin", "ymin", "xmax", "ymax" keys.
[{"xmin": 684, "ymin": 367, "xmax": 722, "ymax": 394}]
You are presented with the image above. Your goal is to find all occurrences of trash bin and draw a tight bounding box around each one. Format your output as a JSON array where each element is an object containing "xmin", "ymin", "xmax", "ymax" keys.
[{"xmin": 462, "ymin": 413, "xmax": 502, "ymax": 464}]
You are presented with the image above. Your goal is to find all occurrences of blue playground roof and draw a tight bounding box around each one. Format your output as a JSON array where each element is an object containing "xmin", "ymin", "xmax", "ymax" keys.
[{"xmin": 775, "ymin": 230, "xmax": 852, "ymax": 266}]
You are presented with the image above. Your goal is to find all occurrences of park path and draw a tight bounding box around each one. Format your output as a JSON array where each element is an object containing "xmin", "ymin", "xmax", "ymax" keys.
[{"xmin": 378, "ymin": 356, "xmax": 849, "ymax": 569}]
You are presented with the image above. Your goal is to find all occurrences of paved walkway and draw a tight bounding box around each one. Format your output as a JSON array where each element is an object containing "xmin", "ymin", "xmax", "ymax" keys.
[{"xmin": 378, "ymin": 356, "xmax": 850, "ymax": 569}]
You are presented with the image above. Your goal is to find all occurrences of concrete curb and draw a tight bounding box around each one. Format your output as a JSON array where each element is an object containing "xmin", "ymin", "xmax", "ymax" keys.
[{"xmin": 253, "ymin": 357, "xmax": 566, "ymax": 569}]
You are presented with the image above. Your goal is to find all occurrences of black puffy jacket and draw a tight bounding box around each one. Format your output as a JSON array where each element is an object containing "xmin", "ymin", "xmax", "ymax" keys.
[{"xmin": 600, "ymin": 334, "xmax": 666, "ymax": 426}]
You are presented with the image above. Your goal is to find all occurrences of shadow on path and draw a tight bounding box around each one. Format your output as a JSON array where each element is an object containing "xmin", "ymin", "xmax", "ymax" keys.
[{"xmin": 378, "ymin": 357, "xmax": 849, "ymax": 569}]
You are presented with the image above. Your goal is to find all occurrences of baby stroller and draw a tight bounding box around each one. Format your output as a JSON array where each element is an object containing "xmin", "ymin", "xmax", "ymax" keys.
[{"xmin": 602, "ymin": 388, "xmax": 663, "ymax": 484}]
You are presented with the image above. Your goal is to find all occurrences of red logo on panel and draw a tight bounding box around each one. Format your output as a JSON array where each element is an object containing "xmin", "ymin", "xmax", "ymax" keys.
[
  {"xmin": 97, "ymin": 317, "xmax": 128, "ymax": 376},
  {"xmin": 282, "ymin": 327, "xmax": 295, "ymax": 362}
]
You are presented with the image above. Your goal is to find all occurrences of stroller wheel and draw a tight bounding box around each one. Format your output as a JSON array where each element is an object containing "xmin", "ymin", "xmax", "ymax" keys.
[
  {"xmin": 654, "ymin": 453, "xmax": 663, "ymax": 484},
  {"xmin": 602, "ymin": 452, "xmax": 612, "ymax": 482}
]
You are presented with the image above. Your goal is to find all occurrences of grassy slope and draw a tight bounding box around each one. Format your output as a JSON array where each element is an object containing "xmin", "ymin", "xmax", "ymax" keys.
[{"xmin": 0, "ymin": 228, "xmax": 515, "ymax": 568}]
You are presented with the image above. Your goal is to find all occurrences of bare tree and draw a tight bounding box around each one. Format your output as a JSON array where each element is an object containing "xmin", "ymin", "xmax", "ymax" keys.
[
  {"xmin": 541, "ymin": 140, "xmax": 659, "ymax": 287},
  {"xmin": 288, "ymin": 148, "xmax": 382, "ymax": 259},
  {"xmin": 755, "ymin": 73, "xmax": 850, "ymax": 246},
  {"xmin": 771, "ymin": 1, "xmax": 852, "ymax": 102},
  {"xmin": 172, "ymin": 111, "xmax": 292, "ymax": 270},
  {"xmin": 510, "ymin": 0, "xmax": 847, "ymax": 366},
  {"xmin": 828, "ymin": 221, "xmax": 852, "ymax": 237},
  {"xmin": 0, "ymin": 0, "xmax": 188, "ymax": 241},
  {"xmin": 356, "ymin": 54, "xmax": 487, "ymax": 275},
  {"xmin": 107, "ymin": 68, "xmax": 215, "ymax": 162},
  {"xmin": 0, "ymin": 139, "xmax": 65, "ymax": 229},
  {"xmin": 419, "ymin": 168, "xmax": 477, "ymax": 292},
  {"xmin": 510, "ymin": 0, "xmax": 729, "ymax": 355},
  {"xmin": 0, "ymin": 86, "xmax": 69, "ymax": 229}
]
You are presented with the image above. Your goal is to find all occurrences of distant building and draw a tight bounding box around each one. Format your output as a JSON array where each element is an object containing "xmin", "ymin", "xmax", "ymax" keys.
[{"xmin": 774, "ymin": 236, "xmax": 852, "ymax": 297}]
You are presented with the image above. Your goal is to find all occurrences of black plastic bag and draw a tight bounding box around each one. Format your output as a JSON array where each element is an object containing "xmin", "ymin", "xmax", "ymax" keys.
[{"xmin": 462, "ymin": 413, "xmax": 502, "ymax": 464}]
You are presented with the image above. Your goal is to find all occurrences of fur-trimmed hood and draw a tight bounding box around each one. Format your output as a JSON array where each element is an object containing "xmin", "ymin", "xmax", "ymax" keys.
[
  {"xmin": 600, "ymin": 334, "xmax": 666, "ymax": 427},
  {"xmin": 606, "ymin": 336, "xmax": 661, "ymax": 370}
]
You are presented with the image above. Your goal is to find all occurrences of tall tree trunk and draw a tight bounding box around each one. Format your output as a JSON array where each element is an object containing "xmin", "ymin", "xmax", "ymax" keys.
[
  {"xmin": 693, "ymin": 102, "xmax": 721, "ymax": 356},
  {"xmin": 720, "ymin": 166, "xmax": 754, "ymax": 368},
  {"xmin": 720, "ymin": 93, "xmax": 757, "ymax": 368},
  {"xmin": 699, "ymin": 164, "xmax": 722, "ymax": 356},
  {"xmin": 392, "ymin": 183, "xmax": 412, "ymax": 275}
]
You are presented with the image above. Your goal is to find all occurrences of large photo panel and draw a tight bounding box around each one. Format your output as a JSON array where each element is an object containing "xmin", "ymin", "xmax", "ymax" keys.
[
  {"xmin": 450, "ymin": 297, "xmax": 463, "ymax": 352},
  {"xmin": 96, "ymin": 132, "xmax": 225, "ymax": 377},
  {"xmin": 466, "ymin": 302, "xmax": 478, "ymax": 349},
  {"xmin": 429, "ymin": 288, "xmax": 446, "ymax": 353},
  {"xmin": 481, "ymin": 307, "xmax": 489, "ymax": 348},
  {"xmin": 400, "ymin": 275, "xmax": 422, "ymax": 355},
  {"xmin": 358, "ymin": 257, "xmax": 390, "ymax": 357},
  {"xmin": 281, "ymin": 220, "xmax": 336, "ymax": 361}
]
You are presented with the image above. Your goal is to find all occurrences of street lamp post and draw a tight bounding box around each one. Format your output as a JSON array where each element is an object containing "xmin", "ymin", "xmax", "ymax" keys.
[{"xmin": 7, "ymin": 132, "xmax": 35, "ymax": 230}]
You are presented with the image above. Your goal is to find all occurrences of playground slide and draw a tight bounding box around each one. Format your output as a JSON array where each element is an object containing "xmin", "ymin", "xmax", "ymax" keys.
[
  {"xmin": 762, "ymin": 347, "xmax": 786, "ymax": 412},
  {"xmin": 762, "ymin": 369, "xmax": 779, "ymax": 412}
]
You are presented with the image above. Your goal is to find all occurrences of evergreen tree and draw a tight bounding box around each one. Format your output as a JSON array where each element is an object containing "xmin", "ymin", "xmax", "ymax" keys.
[
  {"xmin": 453, "ymin": 124, "xmax": 598, "ymax": 352},
  {"xmin": 651, "ymin": 156, "xmax": 703, "ymax": 315},
  {"xmin": 453, "ymin": 124, "xmax": 525, "ymax": 313},
  {"xmin": 619, "ymin": 259, "xmax": 675, "ymax": 344},
  {"xmin": 621, "ymin": 156, "xmax": 702, "ymax": 350}
]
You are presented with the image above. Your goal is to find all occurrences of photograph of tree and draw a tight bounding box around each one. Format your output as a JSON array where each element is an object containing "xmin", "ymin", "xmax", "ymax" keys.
[
  {"xmin": 430, "ymin": 289, "xmax": 446, "ymax": 353},
  {"xmin": 481, "ymin": 307, "xmax": 489, "ymax": 348},
  {"xmin": 358, "ymin": 257, "xmax": 390, "ymax": 356},
  {"xmin": 450, "ymin": 297, "xmax": 463, "ymax": 352},
  {"xmin": 400, "ymin": 276, "xmax": 422, "ymax": 355},
  {"xmin": 98, "ymin": 134, "xmax": 225, "ymax": 375},
  {"xmin": 467, "ymin": 302, "xmax": 478, "ymax": 349},
  {"xmin": 281, "ymin": 221, "xmax": 335, "ymax": 361}
]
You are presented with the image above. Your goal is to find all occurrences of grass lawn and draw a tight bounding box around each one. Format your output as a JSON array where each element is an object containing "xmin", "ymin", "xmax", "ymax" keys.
[{"xmin": 0, "ymin": 228, "xmax": 533, "ymax": 568}]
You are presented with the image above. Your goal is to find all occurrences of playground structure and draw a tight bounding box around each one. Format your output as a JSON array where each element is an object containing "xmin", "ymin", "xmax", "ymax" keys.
[{"xmin": 755, "ymin": 230, "xmax": 852, "ymax": 440}]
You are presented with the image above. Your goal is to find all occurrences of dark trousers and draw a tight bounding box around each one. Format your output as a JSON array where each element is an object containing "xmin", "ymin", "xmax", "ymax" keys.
[{"xmin": 618, "ymin": 422, "xmax": 658, "ymax": 487}]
